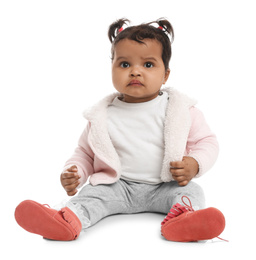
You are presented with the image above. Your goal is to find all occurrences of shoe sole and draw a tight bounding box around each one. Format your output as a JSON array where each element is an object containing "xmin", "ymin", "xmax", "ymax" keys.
[
  {"xmin": 161, "ymin": 207, "xmax": 225, "ymax": 242},
  {"xmin": 15, "ymin": 200, "xmax": 75, "ymax": 240}
]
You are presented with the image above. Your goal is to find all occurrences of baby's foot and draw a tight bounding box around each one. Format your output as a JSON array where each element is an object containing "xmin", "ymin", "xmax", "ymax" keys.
[
  {"xmin": 161, "ymin": 196, "xmax": 225, "ymax": 242},
  {"xmin": 15, "ymin": 200, "xmax": 82, "ymax": 241}
]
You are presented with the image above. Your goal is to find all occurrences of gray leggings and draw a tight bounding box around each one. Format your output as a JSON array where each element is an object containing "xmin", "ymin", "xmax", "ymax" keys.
[{"xmin": 70, "ymin": 179, "xmax": 205, "ymax": 227}]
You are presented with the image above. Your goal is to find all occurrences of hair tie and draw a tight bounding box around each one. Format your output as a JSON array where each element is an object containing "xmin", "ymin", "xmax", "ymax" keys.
[
  {"xmin": 118, "ymin": 27, "xmax": 124, "ymax": 33},
  {"xmin": 158, "ymin": 26, "xmax": 164, "ymax": 31}
]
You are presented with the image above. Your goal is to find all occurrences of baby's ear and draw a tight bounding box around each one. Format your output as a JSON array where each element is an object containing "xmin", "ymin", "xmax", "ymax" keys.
[{"xmin": 163, "ymin": 69, "xmax": 170, "ymax": 84}]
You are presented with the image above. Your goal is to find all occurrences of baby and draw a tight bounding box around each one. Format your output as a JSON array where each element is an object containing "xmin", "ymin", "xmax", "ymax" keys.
[{"xmin": 15, "ymin": 18, "xmax": 226, "ymax": 242}]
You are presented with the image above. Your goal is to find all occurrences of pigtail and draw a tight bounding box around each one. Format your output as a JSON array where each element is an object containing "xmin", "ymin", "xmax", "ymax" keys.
[
  {"xmin": 153, "ymin": 18, "xmax": 174, "ymax": 43},
  {"xmin": 108, "ymin": 18, "xmax": 130, "ymax": 43}
]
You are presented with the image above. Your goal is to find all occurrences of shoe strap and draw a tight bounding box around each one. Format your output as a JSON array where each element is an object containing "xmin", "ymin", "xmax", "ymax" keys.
[{"xmin": 161, "ymin": 196, "xmax": 194, "ymax": 226}]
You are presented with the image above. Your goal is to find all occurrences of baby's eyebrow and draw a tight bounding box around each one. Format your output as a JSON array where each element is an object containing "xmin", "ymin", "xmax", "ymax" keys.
[
  {"xmin": 142, "ymin": 57, "xmax": 157, "ymax": 62},
  {"xmin": 116, "ymin": 56, "xmax": 129, "ymax": 61},
  {"xmin": 115, "ymin": 56, "xmax": 159, "ymax": 63}
]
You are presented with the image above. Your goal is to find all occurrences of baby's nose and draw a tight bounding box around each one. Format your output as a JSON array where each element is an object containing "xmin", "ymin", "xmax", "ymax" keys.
[{"xmin": 130, "ymin": 66, "xmax": 141, "ymax": 77}]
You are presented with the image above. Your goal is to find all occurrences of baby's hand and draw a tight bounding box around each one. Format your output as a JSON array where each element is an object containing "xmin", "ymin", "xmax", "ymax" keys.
[
  {"xmin": 60, "ymin": 165, "xmax": 81, "ymax": 196},
  {"xmin": 170, "ymin": 156, "xmax": 199, "ymax": 186}
]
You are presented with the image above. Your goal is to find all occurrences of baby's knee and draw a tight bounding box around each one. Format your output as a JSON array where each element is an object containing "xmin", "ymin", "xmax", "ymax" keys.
[
  {"xmin": 185, "ymin": 181, "xmax": 204, "ymax": 196},
  {"xmin": 171, "ymin": 181, "xmax": 205, "ymax": 209},
  {"xmin": 183, "ymin": 181, "xmax": 205, "ymax": 208}
]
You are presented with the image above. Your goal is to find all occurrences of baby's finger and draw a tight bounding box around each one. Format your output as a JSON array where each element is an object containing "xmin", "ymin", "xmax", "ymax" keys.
[
  {"xmin": 170, "ymin": 161, "xmax": 185, "ymax": 169},
  {"xmin": 62, "ymin": 171, "xmax": 80, "ymax": 179},
  {"xmin": 64, "ymin": 180, "xmax": 80, "ymax": 192},
  {"xmin": 173, "ymin": 175, "xmax": 186, "ymax": 182},
  {"xmin": 170, "ymin": 168, "xmax": 184, "ymax": 176},
  {"xmin": 67, "ymin": 189, "xmax": 78, "ymax": 196},
  {"xmin": 62, "ymin": 177, "xmax": 78, "ymax": 186},
  {"xmin": 177, "ymin": 180, "xmax": 189, "ymax": 186},
  {"xmin": 67, "ymin": 165, "xmax": 78, "ymax": 172}
]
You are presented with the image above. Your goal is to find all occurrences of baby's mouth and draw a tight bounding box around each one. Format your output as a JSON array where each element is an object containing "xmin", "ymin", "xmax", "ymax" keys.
[{"xmin": 128, "ymin": 80, "xmax": 144, "ymax": 86}]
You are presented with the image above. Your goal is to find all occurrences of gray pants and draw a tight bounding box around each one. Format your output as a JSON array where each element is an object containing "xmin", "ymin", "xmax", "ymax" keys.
[{"xmin": 70, "ymin": 179, "xmax": 205, "ymax": 228}]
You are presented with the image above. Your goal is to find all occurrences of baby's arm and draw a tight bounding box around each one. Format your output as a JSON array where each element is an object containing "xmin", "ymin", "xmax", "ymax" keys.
[
  {"xmin": 185, "ymin": 107, "xmax": 219, "ymax": 177},
  {"xmin": 170, "ymin": 107, "xmax": 219, "ymax": 186},
  {"xmin": 61, "ymin": 123, "xmax": 95, "ymax": 195}
]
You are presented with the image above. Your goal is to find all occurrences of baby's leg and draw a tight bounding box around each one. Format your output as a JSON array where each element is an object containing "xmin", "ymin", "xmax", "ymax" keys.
[
  {"xmin": 15, "ymin": 180, "xmax": 133, "ymax": 240},
  {"xmin": 149, "ymin": 181, "xmax": 205, "ymax": 214},
  {"xmin": 69, "ymin": 180, "xmax": 133, "ymax": 228}
]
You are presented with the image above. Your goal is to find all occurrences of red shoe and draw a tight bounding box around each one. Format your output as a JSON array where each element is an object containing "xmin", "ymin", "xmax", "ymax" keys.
[
  {"xmin": 15, "ymin": 200, "xmax": 82, "ymax": 241},
  {"xmin": 161, "ymin": 196, "xmax": 226, "ymax": 242}
]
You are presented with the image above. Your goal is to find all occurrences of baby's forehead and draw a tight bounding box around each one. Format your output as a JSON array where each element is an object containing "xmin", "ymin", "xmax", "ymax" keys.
[{"xmin": 114, "ymin": 39, "xmax": 162, "ymax": 59}]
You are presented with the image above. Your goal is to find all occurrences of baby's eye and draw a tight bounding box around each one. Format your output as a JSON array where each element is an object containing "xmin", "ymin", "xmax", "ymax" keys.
[
  {"xmin": 144, "ymin": 62, "xmax": 153, "ymax": 68},
  {"xmin": 120, "ymin": 62, "xmax": 130, "ymax": 68}
]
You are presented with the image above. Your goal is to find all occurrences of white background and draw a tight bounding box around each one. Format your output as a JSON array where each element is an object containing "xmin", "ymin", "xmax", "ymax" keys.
[{"xmin": 1, "ymin": 0, "xmax": 255, "ymax": 259}]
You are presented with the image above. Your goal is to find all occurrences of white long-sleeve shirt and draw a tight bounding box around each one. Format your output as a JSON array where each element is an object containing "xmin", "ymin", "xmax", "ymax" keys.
[{"xmin": 107, "ymin": 92, "xmax": 168, "ymax": 184}]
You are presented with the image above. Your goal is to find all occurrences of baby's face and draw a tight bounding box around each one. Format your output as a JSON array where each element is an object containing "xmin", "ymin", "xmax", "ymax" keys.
[{"xmin": 112, "ymin": 39, "xmax": 170, "ymax": 103}]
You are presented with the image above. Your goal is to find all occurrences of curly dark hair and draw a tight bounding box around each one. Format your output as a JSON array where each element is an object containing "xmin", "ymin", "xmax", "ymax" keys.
[{"xmin": 108, "ymin": 18, "xmax": 174, "ymax": 71}]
